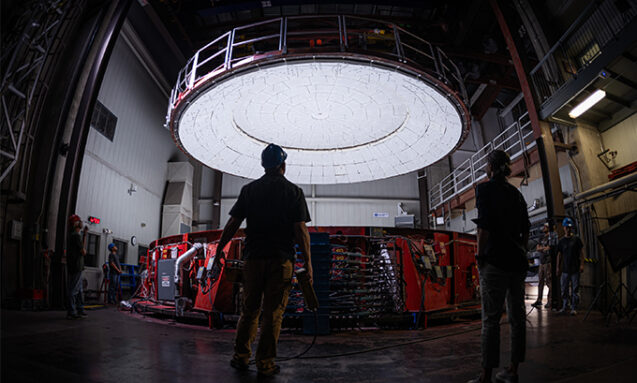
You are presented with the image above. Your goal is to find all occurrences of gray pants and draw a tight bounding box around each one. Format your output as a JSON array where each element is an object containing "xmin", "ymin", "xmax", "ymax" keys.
[
  {"xmin": 479, "ymin": 263, "xmax": 526, "ymax": 368},
  {"xmin": 560, "ymin": 272, "xmax": 580, "ymax": 311},
  {"xmin": 67, "ymin": 271, "xmax": 84, "ymax": 316}
]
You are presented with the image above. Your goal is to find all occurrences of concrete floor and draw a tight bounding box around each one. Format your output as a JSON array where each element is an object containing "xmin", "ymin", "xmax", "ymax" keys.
[{"xmin": 2, "ymin": 296, "xmax": 636, "ymax": 383}]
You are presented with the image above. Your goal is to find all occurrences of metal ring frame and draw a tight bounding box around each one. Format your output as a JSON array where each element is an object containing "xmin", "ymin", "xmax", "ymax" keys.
[{"xmin": 166, "ymin": 15, "xmax": 471, "ymax": 168}]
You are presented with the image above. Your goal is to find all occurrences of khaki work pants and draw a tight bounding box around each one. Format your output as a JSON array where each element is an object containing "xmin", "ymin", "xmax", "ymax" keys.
[
  {"xmin": 537, "ymin": 263, "xmax": 551, "ymax": 305},
  {"xmin": 234, "ymin": 258, "xmax": 293, "ymax": 371}
]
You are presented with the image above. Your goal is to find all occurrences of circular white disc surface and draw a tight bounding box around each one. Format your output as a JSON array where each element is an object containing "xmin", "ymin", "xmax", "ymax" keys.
[{"xmin": 176, "ymin": 61, "xmax": 463, "ymax": 184}]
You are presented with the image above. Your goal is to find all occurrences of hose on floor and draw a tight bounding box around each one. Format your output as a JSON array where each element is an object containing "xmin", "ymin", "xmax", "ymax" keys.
[{"xmin": 273, "ymin": 301, "xmax": 539, "ymax": 361}]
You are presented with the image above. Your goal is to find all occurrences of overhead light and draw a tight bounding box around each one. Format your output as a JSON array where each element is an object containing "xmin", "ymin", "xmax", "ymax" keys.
[
  {"xmin": 569, "ymin": 89, "xmax": 606, "ymax": 119},
  {"xmin": 173, "ymin": 61, "xmax": 465, "ymax": 184}
]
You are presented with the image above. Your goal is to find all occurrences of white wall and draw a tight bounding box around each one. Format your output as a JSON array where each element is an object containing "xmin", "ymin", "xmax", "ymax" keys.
[
  {"xmin": 75, "ymin": 36, "xmax": 178, "ymax": 290},
  {"xmin": 217, "ymin": 172, "xmax": 420, "ymax": 227},
  {"xmin": 601, "ymin": 112, "xmax": 637, "ymax": 169}
]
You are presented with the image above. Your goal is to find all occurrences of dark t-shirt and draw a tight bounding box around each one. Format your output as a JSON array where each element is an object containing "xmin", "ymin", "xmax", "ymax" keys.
[
  {"xmin": 67, "ymin": 231, "xmax": 84, "ymax": 274},
  {"xmin": 558, "ymin": 235, "xmax": 584, "ymax": 274},
  {"xmin": 109, "ymin": 252, "xmax": 122, "ymax": 275},
  {"xmin": 229, "ymin": 173, "xmax": 311, "ymax": 260},
  {"xmin": 473, "ymin": 177, "xmax": 530, "ymax": 272}
]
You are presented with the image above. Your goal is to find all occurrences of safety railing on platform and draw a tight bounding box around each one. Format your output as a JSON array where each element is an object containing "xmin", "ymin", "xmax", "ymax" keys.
[
  {"xmin": 529, "ymin": 0, "xmax": 637, "ymax": 109},
  {"xmin": 165, "ymin": 15, "xmax": 467, "ymax": 125},
  {"xmin": 429, "ymin": 112, "xmax": 535, "ymax": 211}
]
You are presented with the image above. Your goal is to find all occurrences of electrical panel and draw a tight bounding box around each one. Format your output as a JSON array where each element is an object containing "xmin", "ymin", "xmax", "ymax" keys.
[{"xmin": 158, "ymin": 259, "xmax": 176, "ymax": 300}]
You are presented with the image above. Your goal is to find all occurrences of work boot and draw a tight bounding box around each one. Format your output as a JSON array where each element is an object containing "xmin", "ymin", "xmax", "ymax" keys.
[
  {"xmin": 495, "ymin": 368, "xmax": 518, "ymax": 383},
  {"xmin": 66, "ymin": 314, "xmax": 80, "ymax": 320},
  {"xmin": 570, "ymin": 309, "xmax": 577, "ymax": 316},
  {"xmin": 230, "ymin": 357, "xmax": 249, "ymax": 371},
  {"xmin": 531, "ymin": 301, "xmax": 542, "ymax": 308},
  {"xmin": 257, "ymin": 365, "xmax": 280, "ymax": 378},
  {"xmin": 544, "ymin": 303, "xmax": 551, "ymax": 309}
]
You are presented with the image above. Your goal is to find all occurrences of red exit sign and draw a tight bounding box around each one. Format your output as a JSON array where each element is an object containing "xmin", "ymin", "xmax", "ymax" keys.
[{"xmin": 88, "ymin": 216, "xmax": 100, "ymax": 224}]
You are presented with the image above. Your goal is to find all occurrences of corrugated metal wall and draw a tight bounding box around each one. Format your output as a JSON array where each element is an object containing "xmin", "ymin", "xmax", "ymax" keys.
[{"xmin": 75, "ymin": 36, "xmax": 178, "ymax": 289}]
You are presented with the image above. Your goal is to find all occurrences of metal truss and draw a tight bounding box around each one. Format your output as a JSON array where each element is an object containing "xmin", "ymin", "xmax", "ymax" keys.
[{"xmin": 0, "ymin": 0, "xmax": 73, "ymax": 185}]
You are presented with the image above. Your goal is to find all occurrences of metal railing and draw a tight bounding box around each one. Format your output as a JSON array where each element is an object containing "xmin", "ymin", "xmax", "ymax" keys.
[
  {"xmin": 429, "ymin": 112, "xmax": 535, "ymax": 210},
  {"xmin": 529, "ymin": 0, "xmax": 637, "ymax": 109},
  {"xmin": 166, "ymin": 15, "xmax": 467, "ymax": 125}
]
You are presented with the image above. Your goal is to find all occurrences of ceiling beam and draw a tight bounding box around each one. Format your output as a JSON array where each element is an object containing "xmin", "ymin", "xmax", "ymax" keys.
[
  {"xmin": 471, "ymin": 84, "xmax": 501, "ymax": 120},
  {"xmin": 622, "ymin": 52, "xmax": 637, "ymax": 63},
  {"xmin": 598, "ymin": 100, "xmax": 637, "ymax": 132},
  {"xmin": 465, "ymin": 75, "xmax": 521, "ymax": 91},
  {"xmin": 604, "ymin": 92, "xmax": 635, "ymax": 109},
  {"xmin": 604, "ymin": 68, "xmax": 637, "ymax": 91},
  {"xmin": 444, "ymin": 49, "xmax": 512, "ymax": 66}
]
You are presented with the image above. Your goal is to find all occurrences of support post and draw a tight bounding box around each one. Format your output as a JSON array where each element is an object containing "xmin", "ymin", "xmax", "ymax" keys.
[
  {"xmin": 55, "ymin": 0, "xmax": 133, "ymax": 274},
  {"xmin": 418, "ymin": 170, "xmax": 429, "ymax": 229},
  {"xmin": 489, "ymin": 0, "xmax": 565, "ymax": 228},
  {"xmin": 211, "ymin": 170, "xmax": 223, "ymax": 229}
]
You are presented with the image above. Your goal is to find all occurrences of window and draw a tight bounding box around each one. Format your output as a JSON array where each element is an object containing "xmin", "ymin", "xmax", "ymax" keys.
[
  {"xmin": 90, "ymin": 100, "xmax": 117, "ymax": 141},
  {"xmin": 85, "ymin": 233, "xmax": 100, "ymax": 268},
  {"xmin": 112, "ymin": 239, "xmax": 127, "ymax": 264}
]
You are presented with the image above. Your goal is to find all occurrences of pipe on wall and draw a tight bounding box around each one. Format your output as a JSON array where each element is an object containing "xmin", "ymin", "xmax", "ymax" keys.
[
  {"xmin": 174, "ymin": 242, "xmax": 203, "ymax": 286},
  {"xmin": 574, "ymin": 172, "xmax": 637, "ymax": 203}
]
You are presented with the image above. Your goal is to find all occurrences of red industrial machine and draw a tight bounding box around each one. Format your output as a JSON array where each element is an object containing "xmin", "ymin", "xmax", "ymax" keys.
[{"xmin": 133, "ymin": 227, "xmax": 478, "ymax": 329}]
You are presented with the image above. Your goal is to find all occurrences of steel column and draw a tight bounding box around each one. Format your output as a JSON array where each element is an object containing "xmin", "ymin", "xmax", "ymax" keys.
[
  {"xmin": 418, "ymin": 170, "xmax": 430, "ymax": 229},
  {"xmin": 211, "ymin": 170, "xmax": 223, "ymax": 229},
  {"xmin": 490, "ymin": 0, "xmax": 566, "ymax": 228},
  {"xmin": 55, "ymin": 0, "xmax": 133, "ymax": 269}
]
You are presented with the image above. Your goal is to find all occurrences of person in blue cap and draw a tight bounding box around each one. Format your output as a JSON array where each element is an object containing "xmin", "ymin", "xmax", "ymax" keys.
[
  {"xmin": 107, "ymin": 243, "xmax": 122, "ymax": 304},
  {"xmin": 215, "ymin": 143, "xmax": 313, "ymax": 377},
  {"xmin": 556, "ymin": 217, "xmax": 584, "ymax": 315}
]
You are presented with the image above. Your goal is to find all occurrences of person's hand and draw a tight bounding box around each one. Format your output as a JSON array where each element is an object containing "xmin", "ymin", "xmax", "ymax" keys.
[{"xmin": 214, "ymin": 249, "xmax": 225, "ymax": 267}]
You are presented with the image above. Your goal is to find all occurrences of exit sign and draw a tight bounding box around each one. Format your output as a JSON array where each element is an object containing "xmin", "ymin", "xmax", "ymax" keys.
[{"xmin": 88, "ymin": 216, "xmax": 101, "ymax": 224}]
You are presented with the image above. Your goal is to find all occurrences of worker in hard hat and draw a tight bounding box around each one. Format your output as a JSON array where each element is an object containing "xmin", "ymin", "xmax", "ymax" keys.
[
  {"xmin": 532, "ymin": 221, "xmax": 557, "ymax": 309},
  {"xmin": 67, "ymin": 215, "xmax": 89, "ymax": 319},
  {"xmin": 107, "ymin": 243, "xmax": 122, "ymax": 304},
  {"xmin": 215, "ymin": 143, "xmax": 312, "ymax": 377},
  {"xmin": 469, "ymin": 150, "xmax": 530, "ymax": 383},
  {"xmin": 556, "ymin": 217, "xmax": 585, "ymax": 315}
]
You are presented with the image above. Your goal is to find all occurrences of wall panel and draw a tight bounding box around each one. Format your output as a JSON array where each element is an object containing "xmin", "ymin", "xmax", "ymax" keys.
[{"xmin": 76, "ymin": 36, "xmax": 178, "ymax": 291}]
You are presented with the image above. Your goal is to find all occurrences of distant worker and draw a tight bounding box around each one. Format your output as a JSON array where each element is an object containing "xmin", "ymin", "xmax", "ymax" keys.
[
  {"xmin": 469, "ymin": 150, "xmax": 530, "ymax": 383},
  {"xmin": 107, "ymin": 243, "xmax": 122, "ymax": 304},
  {"xmin": 532, "ymin": 222, "xmax": 557, "ymax": 309},
  {"xmin": 67, "ymin": 215, "xmax": 88, "ymax": 319},
  {"xmin": 215, "ymin": 143, "xmax": 312, "ymax": 377},
  {"xmin": 556, "ymin": 217, "xmax": 584, "ymax": 315}
]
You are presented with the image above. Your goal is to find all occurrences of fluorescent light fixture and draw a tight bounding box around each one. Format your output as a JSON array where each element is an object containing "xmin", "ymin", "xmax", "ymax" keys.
[
  {"xmin": 568, "ymin": 89, "xmax": 606, "ymax": 119},
  {"xmin": 175, "ymin": 61, "xmax": 465, "ymax": 184}
]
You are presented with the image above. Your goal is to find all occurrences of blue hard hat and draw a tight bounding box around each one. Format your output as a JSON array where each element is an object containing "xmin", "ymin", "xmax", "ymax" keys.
[
  {"xmin": 562, "ymin": 217, "xmax": 574, "ymax": 227},
  {"xmin": 261, "ymin": 143, "xmax": 287, "ymax": 169},
  {"xmin": 108, "ymin": 243, "xmax": 116, "ymax": 251}
]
